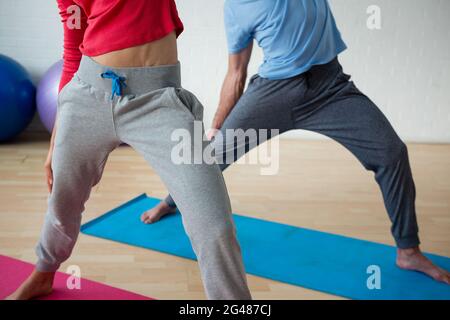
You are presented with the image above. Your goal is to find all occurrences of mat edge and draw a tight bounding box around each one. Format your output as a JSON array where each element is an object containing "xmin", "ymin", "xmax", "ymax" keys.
[{"xmin": 81, "ymin": 193, "xmax": 147, "ymax": 231}]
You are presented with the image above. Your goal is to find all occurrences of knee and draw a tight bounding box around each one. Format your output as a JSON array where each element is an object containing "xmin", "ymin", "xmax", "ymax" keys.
[
  {"xmin": 49, "ymin": 187, "xmax": 86, "ymax": 219},
  {"xmin": 190, "ymin": 220, "xmax": 237, "ymax": 249},
  {"xmin": 212, "ymin": 136, "xmax": 234, "ymax": 165},
  {"xmin": 49, "ymin": 173, "xmax": 91, "ymax": 217},
  {"xmin": 208, "ymin": 220, "xmax": 236, "ymax": 241},
  {"xmin": 379, "ymin": 139, "xmax": 408, "ymax": 167}
]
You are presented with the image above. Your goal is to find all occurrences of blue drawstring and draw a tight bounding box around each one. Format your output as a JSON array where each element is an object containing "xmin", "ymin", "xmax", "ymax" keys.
[{"xmin": 101, "ymin": 71, "xmax": 127, "ymax": 100}]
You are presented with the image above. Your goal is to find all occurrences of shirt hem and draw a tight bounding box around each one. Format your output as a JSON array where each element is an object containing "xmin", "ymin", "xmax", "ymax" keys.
[
  {"xmin": 258, "ymin": 46, "xmax": 347, "ymax": 80},
  {"xmin": 80, "ymin": 25, "xmax": 183, "ymax": 58}
]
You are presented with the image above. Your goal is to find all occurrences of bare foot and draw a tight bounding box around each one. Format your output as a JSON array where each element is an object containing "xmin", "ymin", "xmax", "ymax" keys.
[
  {"xmin": 397, "ymin": 247, "xmax": 450, "ymax": 284},
  {"xmin": 5, "ymin": 270, "xmax": 55, "ymax": 300},
  {"xmin": 140, "ymin": 201, "xmax": 177, "ymax": 224}
]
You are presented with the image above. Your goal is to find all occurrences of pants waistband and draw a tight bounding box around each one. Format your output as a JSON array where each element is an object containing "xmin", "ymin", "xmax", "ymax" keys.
[
  {"xmin": 76, "ymin": 56, "xmax": 181, "ymax": 96},
  {"xmin": 299, "ymin": 57, "xmax": 341, "ymax": 80}
]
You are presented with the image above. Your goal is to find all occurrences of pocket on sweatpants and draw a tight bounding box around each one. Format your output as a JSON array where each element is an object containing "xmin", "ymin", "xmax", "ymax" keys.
[
  {"xmin": 57, "ymin": 74, "xmax": 80, "ymax": 112},
  {"xmin": 170, "ymin": 87, "xmax": 204, "ymax": 121}
]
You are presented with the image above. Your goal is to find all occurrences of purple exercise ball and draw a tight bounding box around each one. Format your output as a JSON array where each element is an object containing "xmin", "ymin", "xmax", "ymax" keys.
[{"xmin": 36, "ymin": 60, "xmax": 63, "ymax": 133}]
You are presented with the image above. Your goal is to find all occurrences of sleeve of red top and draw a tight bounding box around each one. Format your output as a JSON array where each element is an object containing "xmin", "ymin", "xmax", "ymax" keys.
[
  {"xmin": 170, "ymin": 0, "xmax": 184, "ymax": 37},
  {"xmin": 57, "ymin": 0, "xmax": 87, "ymax": 92}
]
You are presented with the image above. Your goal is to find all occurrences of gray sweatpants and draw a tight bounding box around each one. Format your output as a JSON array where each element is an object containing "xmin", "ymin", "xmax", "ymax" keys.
[
  {"xmin": 35, "ymin": 56, "xmax": 252, "ymax": 300},
  {"xmin": 165, "ymin": 58, "xmax": 420, "ymax": 249}
]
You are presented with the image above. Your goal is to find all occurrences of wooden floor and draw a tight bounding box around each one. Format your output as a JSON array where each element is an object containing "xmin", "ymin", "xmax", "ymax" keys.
[{"xmin": 1, "ymin": 132, "xmax": 449, "ymax": 299}]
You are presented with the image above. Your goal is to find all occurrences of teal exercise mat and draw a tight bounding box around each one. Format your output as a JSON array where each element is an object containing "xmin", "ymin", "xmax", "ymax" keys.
[{"xmin": 81, "ymin": 194, "xmax": 450, "ymax": 300}]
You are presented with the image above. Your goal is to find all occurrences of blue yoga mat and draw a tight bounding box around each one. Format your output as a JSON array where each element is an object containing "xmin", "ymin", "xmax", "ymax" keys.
[{"xmin": 81, "ymin": 194, "xmax": 450, "ymax": 300}]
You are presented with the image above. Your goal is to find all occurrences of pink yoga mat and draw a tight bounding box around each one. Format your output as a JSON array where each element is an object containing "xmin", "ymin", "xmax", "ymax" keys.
[{"xmin": 0, "ymin": 255, "xmax": 152, "ymax": 300}]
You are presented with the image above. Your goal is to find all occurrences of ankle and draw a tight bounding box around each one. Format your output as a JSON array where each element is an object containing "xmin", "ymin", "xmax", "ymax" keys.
[
  {"xmin": 397, "ymin": 246, "xmax": 420, "ymax": 257},
  {"xmin": 30, "ymin": 270, "xmax": 56, "ymax": 284},
  {"xmin": 162, "ymin": 201, "xmax": 176, "ymax": 211}
]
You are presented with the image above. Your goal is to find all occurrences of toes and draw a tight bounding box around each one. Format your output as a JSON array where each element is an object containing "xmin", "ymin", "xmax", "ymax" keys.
[
  {"xmin": 143, "ymin": 215, "xmax": 152, "ymax": 224},
  {"xmin": 443, "ymin": 274, "xmax": 450, "ymax": 285},
  {"xmin": 140, "ymin": 212, "xmax": 149, "ymax": 222},
  {"xmin": 141, "ymin": 205, "xmax": 174, "ymax": 224},
  {"xmin": 433, "ymin": 270, "xmax": 450, "ymax": 285},
  {"xmin": 143, "ymin": 213, "xmax": 159, "ymax": 224},
  {"xmin": 141, "ymin": 213, "xmax": 152, "ymax": 224},
  {"xmin": 147, "ymin": 215, "xmax": 160, "ymax": 224},
  {"xmin": 436, "ymin": 274, "xmax": 447, "ymax": 284},
  {"xmin": 144, "ymin": 217, "xmax": 152, "ymax": 224}
]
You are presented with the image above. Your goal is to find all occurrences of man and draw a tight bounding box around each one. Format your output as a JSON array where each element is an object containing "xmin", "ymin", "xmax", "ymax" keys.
[{"xmin": 143, "ymin": 0, "xmax": 449, "ymax": 284}]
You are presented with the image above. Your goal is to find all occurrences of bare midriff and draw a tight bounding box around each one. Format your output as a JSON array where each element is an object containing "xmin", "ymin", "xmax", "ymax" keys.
[{"xmin": 91, "ymin": 31, "xmax": 178, "ymax": 68}]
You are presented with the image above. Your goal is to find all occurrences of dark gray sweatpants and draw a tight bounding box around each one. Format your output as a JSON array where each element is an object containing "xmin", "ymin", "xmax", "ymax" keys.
[
  {"xmin": 166, "ymin": 58, "xmax": 420, "ymax": 249},
  {"xmin": 35, "ymin": 56, "xmax": 251, "ymax": 300}
]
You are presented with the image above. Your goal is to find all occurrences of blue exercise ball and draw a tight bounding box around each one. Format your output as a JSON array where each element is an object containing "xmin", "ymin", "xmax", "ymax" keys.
[{"xmin": 0, "ymin": 54, "xmax": 36, "ymax": 142}]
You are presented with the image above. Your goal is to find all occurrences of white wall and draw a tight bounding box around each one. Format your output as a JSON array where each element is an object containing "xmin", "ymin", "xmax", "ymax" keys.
[{"xmin": 1, "ymin": 0, "xmax": 449, "ymax": 142}]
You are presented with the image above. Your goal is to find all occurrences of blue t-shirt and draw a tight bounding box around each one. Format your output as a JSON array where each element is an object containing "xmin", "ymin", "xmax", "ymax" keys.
[{"xmin": 224, "ymin": 0, "xmax": 347, "ymax": 80}]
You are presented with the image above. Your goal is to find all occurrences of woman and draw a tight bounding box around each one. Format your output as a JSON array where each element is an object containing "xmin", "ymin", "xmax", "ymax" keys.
[{"xmin": 7, "ymin": 0, "xmax": 251, "ymax": 300}]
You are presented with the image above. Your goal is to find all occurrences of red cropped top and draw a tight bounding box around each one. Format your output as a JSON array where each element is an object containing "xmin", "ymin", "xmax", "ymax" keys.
[{"xmin": 56, "ymin": 0, "xmax": 184, "ymax": 91}]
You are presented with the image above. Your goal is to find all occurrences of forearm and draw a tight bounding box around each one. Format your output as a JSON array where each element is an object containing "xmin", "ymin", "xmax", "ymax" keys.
[
  {"xmin": 50, "ymin": 120, "xmax": 57, "ymax": 147},
  {"xmin": 211, "ymin": 41, "xmax": 253, "ymax": 130},
  {"xmin": 212, "ymin": 70, "xmax": 247, "ymax": 129},
  {"xmin": 57, "ymin": 0, "xmax": 87, "ymax": 91}
]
